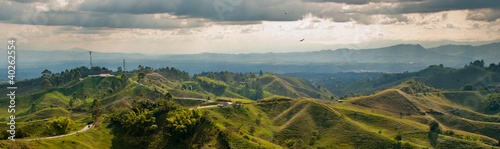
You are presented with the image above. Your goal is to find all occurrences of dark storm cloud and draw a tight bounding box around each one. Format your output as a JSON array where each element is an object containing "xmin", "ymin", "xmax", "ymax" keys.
[
  {"xmin": 10, "ymin": 0, "xmax": 49, "ymax": 3},
  {"xmin": 395, "ymin": 0, "xmax": 500, "ymax": 14},
  {"xmin": 5, "ymin": 9, "xmax": 208, "ymax": 29},
  {"xmin": 466, "ymin": 9, "xmax": 500, "ymax": 22},
  {"xmin": 1, "ymin": 0, "xmax": 499, "ymax": 30},
  {"xmin": 78, "ymin": 0, "xmax": 315, "ymax": 21},
  {"xmin": 0, "ymin": 2, "xmax": 27, "ymax": 21},
  {"xmin": 302, "ymin": 0, "xmax": 424, "ymax": 5},
  {"xmin": 79, "ymin": 0, "xmax": 500, "ymax": 23}
]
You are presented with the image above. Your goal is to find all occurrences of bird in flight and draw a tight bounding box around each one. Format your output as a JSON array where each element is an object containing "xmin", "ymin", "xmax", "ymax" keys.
[
  {"xmin": 300, "ymin": 39, "xmax": 305, "ymax": 42},
  {"xmin": 285, "ymin": 12, "xmax": 288, "ymax": 14}
]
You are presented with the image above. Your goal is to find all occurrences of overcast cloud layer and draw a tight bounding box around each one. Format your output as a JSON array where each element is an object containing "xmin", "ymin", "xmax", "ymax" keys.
[{"xmin": 1, "ymin": 0, "xmax": 499, "ymax": 54}]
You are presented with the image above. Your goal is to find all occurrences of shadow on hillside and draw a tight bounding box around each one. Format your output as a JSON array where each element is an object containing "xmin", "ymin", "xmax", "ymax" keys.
[{"xmin": 428, "ymin": 131, "xmax": 438, "ymax": 147}]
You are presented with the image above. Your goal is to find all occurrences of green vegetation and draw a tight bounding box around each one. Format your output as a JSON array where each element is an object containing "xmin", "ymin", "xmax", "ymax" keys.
[
  {"xmin": 165, "ymin": 110, "xmax": 203, "ymax": 140},
  {"xmin": 122, "ymin": 108, "xmax": 157, "ymax": 136},
  {"xmin": 429, "ymin": 120, "xmax": 442, "ymax": 134},
  {"xmin": 91, "ymin": 99, "xmax": 103, "ymax": 120},
  {"xmin": 196, "ymin": 76, "xmax": 227, "ymax": 96},
  {"xmin": 46, "ymin": 117, "xmax": 76, "ymax": 136},
  {"xmin": 1, "ymin": 64, "xmax": 499, "ymax": 149},
  {"xmin": 483, "ymin": 93, "xmax": 500, "ymax": 111}
]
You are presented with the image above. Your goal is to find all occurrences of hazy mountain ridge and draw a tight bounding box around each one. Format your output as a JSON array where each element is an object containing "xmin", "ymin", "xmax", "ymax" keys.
[
  {"xmin": 1, "ymin": 43, "xmax": 498, "ymax": 80},
  {"xmin": 2, "ymin": 42, "xmax": 498, "ymax": 64}
]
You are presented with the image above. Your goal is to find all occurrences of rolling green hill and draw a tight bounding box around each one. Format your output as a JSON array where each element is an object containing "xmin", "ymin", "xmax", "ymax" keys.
[
  {"xmin": 331, "ymin": 65, "xmax": 500, "ymax": 96},
  {"xmin": 1, "ymin": 66, "xmax": 499, "ymax": 149}
]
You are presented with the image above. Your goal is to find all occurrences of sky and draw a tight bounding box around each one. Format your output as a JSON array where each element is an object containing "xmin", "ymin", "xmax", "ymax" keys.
[{"xmin": 1, "ymin": 0, "xmax": 500, "ymax": 54}]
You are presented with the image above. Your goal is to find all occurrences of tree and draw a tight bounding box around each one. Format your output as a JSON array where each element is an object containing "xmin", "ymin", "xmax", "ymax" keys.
[
  {"xmin": 268, "ymin": 71, "xmax": 274, "ymax": 76},
  {"xmin": 253, "ymin": 80, "xmax": 264, "ymax": 100},
  {"xmin": 462, "ymin": 84, "xmax": 476, "ymax": 91},
  {"xmin": 121, "ymin": 74, "xmax": 129, "ymax": 86},
  {"xmin": 31, "ymin": 103, "xmax": 36, "ymax": 113},
  {"xmin": 117, "ymin": 66, "xmax": 123, "ymax": 72},
  {"xmin": 166, "ymin": 110, "xmax": 204, "ymax": 140},
  {"xmin": 428, "ymin": 120, "xmax": 442, "ymax": 134},
  {"xmin": 69, "ymin": 92, "xmax": 77, "ymax": 109},
  {"xmin": 46, "ymin": 117, "xmax": 75, "ymax": 135},
  {"xmin": 165, "ymin": 92, "xmax": 173, "ymax": 101},
  {"xmin": 121, "ymin": 108, "xmax": 157, "ymax": 136},
  {"xmin": 81, "ymin": 88, "xmax": 89, "ymax": 104},
  {"xmin": 483, "ymin": 93, "xmax": 500, "ymax": 111},
  {"xmin": 394, "ymin": 134, "xmax": 403, "ymax": 149},
  {"xmin": 91, "ymin": 99, "xmax": 103, "ymax": 120},
  {"xmin": 41, "ymin": 69, "xmax": 52, "ymax": 78},
  {"xmin": 74, "ymin": 70, "xmax": 82, "ymax": 80},
  {"xmin": 469, "ymin": 60, "xmax": 485, "ymax": 68},
  {"xmin": 42, "ymin": 79, "xmax": 52, "ymax": 90},
  {"xmin": 138, "ymin": 71, "xmax": 146, "ymax": 82},
  {"xmin": 259, "ymin": 70, "xmax": 263, "ymax": 77}
]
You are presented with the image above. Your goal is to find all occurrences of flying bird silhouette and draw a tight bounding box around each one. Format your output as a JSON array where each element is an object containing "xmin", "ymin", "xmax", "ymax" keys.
[
  {"xmin": 285, "ymin": 12, "xmax": 288, "ymax": 14},
  {"xmin": 300, "ymin": 39, "xmax": 305, "ymax": 42}
]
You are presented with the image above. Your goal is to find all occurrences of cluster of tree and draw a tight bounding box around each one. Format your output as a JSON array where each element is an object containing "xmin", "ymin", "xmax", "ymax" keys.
[
  {"xmin": 96, "ymin": 75, "xmax": 129, "ymax": 97},
  {"xmin": 465, "ymin": 60, "xmax": 500, "ymax": 73},
  {"xmin": 196, "ymin": 77, "xmax": 227, "ymax": 96},
  {"xmin": 428, "ymin": 120, "xmax": 442, "ymax": 147},
  {"xmin": 91, "ymin": 99, "xmax": 103, "ymax": 120},
  {"xmin": 466, "ymin": 60, "xmax": 485, "ymax": 68},
  {"xmin": 483, "ymin": 93, "xmax": 500, "ymax": 112},
  {"xmin": 233, "ymin": 79, "xmax": 264, "ymax": 100},
  {"xmin": 197, "ymin": 71, "xmax": 258, "ymax": 85},
  {"xmin": 401, "ymin": 79, "xmax": 437, "ymax": 94},
  {"xmin": 155, "ymin": 67, "xmax": 190, "ymax": 81},
  {"xmin": 107, "ymin": 91, "xmax": 215, "ymax": 148},
  {"xmin": 121, "ymin": 108, "xmax": 158, "ymax": 136},
  {"xmin": 44, "ymin": 117, "xmax": 75, "ymax": 136},
  {"xmin": 41, "ymin": 69, "xmax": 80, "ymax": 89},
  {"xmin": 486, "ymin": 62, "xmax": 500, "ymax": 73},
  {"xmin": 165, "ymin": 110, "xmax": 205, "ymax": 140},
  {"xmin": 40, "ymin": 66, "xmax": 113, "ymax": 89}
]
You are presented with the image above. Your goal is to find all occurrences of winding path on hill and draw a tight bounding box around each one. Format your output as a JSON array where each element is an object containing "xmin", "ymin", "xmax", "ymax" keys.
[{"xmin": 24, "ymin": 124, "xmax": 93, "ymax": 141}]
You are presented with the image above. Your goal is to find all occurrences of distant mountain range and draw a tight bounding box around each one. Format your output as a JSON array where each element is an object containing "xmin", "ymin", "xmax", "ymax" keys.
[
  {"xmin": 1, "ymin": 43, "xmax": 499, "ymax": 79},
  {"xmin": 4, "ymin": 42, "xmax": 500, "ymax": 64}
]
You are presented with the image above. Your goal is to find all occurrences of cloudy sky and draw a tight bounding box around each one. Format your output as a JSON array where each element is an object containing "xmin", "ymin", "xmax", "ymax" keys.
[{"xmin": 1, "ymin": 0, "xmax": 499, "ymax": 54}]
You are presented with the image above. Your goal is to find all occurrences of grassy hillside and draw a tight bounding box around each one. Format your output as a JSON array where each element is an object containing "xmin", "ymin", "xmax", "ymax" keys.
[
  {"xmin": 331, "ymin": 65, "xmax": 500, "ymax": 96},
  {"xmin": 1, "ymin": 66, "xmax": 499, "ymax": 149},
  {"xmin": 342, "ymin": 82, "xmax": 500, "ymax": 148},
  {"xmin": 260, "ymin": 76, "xmax": 333, "ymax": 100}
]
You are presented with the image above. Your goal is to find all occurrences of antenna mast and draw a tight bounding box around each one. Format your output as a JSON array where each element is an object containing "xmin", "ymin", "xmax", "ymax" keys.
[
  {"xmin": 89, "ymin": 51, "xmax": 93, "ymax": 67},
  {"xmin": 123, "ymin": 59, "xmax": 126, "ymax": 72}
]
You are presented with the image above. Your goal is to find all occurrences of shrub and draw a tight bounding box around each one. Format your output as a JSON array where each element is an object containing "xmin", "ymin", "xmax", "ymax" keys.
[
  {"xmin": 443, "ymin": 130, "xmax": 455, "ymax": 136},
  {"xmin": 285, "ymin": 139, "xmax": 297, "ymax": 148},
  {"xmin": 45, "ymin": 117, "xmax": 75, "ymax": 136},
  {"xmin": 165, "ymin": 110, "xmax": 204, "ymax": 140},
  {"xmin": 462, "ymin": 84, "xmax": 476, "ymax": 91},
  {"xmin": 483, "ymin": 93, "xmax": 500, "ymax": 111},
  {"xmin": 121, "ymin": 108, "xmax": 157, "ymax": 136},
  {"xmin": 428, "ymin": 120, "xmax": 442, "ymax": 134}
]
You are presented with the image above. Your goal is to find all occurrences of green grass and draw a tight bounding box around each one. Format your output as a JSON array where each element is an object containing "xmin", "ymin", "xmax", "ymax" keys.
[
  {"xmin": 442, "ymin": 91, "xmax": 486, "ymax": 112},
  {"xmin": 350, "ymin": 89, "xmax": 423, "ymax": 116},
  {"xmin": 17, "ymin": 108, "xmax": 71, "ymax": 122},
  {"xmin": 260, "ymin": 76, "xmax": 333, "ymax": 100},
  {"xmin": 172, "ymin": 99, "xmax": 205, "ymax": 108},
  {"xmin": 29, "ymin": 122, "xmax": 114, "ymax": 149}
]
